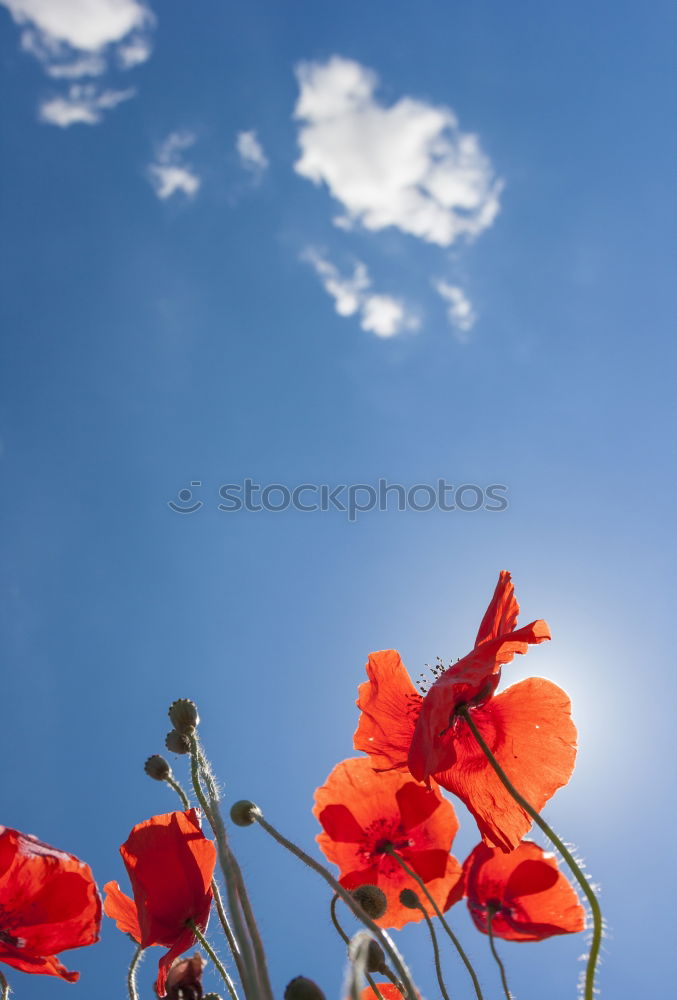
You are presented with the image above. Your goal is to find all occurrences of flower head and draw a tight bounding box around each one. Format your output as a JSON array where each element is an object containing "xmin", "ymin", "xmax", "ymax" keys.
[
  {"xmin": 0, "ymin": 825, "xmax": 101, "ymax": 982},
  {"xmin": 355, "ymin": 572, "xmax": 577, "ymax": 851},
  {"xmin": 314, "ymin": 757, "xmax": 462, "ymax": 930},
  {"xmin": 104, "ymin": 810, "xmax": 216, "ymax": 997},
  {"xmin": 462, "ymin": 840, "xmax": 585, "ymax": 941}
]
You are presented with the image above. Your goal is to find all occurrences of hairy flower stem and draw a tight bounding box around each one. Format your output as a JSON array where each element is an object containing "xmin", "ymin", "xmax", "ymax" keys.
[
  {"xmin": 249, "ymin": 807, "xmax": 419, "ymax": 1000},
  {"xmin": 486, "ymin": 909, "xmax": 513, "ymax": 1000},
  {"xmin": 418, "ymin": 905, "xmax": 452, "ymax": 1000},
  {"xmin": 189, "ymin": 920, "xmax": 239, "ymax": 1000},
  {"xmin": 194, "ymin": 742, "xmax": 273, "ymax": 1000},
  {"xmin": 126, "ymin": 944, "xmax": 143, "ymax": 1000},
  {"xmin": 187, "ymin": 737, "xmax": 265, "ymax": 1000},
  {"xmin": 458, "ymin": 706, "xmax": 602, "ymax": 1000},
  {"xmin": 165, "ymin": 774, "xmax": 190, "ymax": 810},
  {"xmin": 385, "ymin": 849, "xmax": 484, "ymax": 1000},
  {"xmin": 330, "ymin": 896, "xmax": 387, "ymax": 1000},
  {"xmin": 0, "ymin": 971, "xmax": 9, "ymax": 1000}
]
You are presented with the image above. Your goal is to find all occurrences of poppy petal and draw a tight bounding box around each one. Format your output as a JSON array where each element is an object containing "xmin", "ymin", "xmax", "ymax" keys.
[
  {"xmin": 406, "ymin": 849, "xmax": 449, "ymax": 882},
  {"xmin": 433, "ymin": 678, "xmax": 577, "ymax": 851},
  {"xmin": 317, "ymin": 805, "xmax": 365, "ymax": 843},
  {"xmin": 474, "ymin": 571, "xmax": 520, "ymax": 647},
  {"xmin": 505, "ymin": 859, "xmax": 559, "ymax": 898},
  {"xmin": 395, "ymin": 782, "xmax": 442, "ymax": 831},
  {"xmin": 354, "ymin": 650, "xmax": 422, "ymax": 771},
  {"xmin": 103, "ymin": 881, "xmax": 142, "ymax": 942},
  {"xmin": 0, "ymin": 947, "xmax": 80, "ymax": 981}
]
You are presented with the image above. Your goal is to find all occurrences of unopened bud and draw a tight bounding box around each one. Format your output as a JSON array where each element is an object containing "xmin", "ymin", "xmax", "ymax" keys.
[
  {"xmin": 144, "ymin": 755, "xmax": 171, "ymax": 781},
  {"xmin": 284, "ymin": 977, "xmax": 326, "ymax": 1000},
  {"xmin": 168, "ymin": 699, "xmax": 200, "ymax": 735},
  {"xmin": 351, "ymin": 884, "xmax": 387, "ymax": 920},
  {"xmin": 366, "ymin": 939, "xmax": 387, "ymax": 974},
  {"xmin": 165, "ymin": 729, "xmax": 191, "ymax": 755},
  {"xmin": 399, "ymin": 888, "xmax": 420, "ymax": 910},
  {"xmin": 230, "ymin": 800, "xmax": 258, "ymax": 827}
]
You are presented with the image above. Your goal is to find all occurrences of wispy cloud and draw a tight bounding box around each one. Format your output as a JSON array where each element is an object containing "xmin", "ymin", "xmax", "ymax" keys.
[
  {"xmin": 2, "ymin": 0, "xmax": 154, "ymax": 121},
  {"xmin": 39, "ymin": 84, "xmax": 135, "ymax": 127},
  {"xmin": 434, "ymin": 280, "xmax": 477, "ymax": 339},
  {"xmin": 303, "ymin": 249, "xmax": 419, "ymax": 338},
  {"xmin": 236, "ymin": 130, "xmax": 269, "ymax": 176},
  {"xmin": 148, "ymin": 132, "xmax": 201, "ymax": 201},
  {"xmin": 294, "ymin": 56, "xmax": 502, "ymax": 247}
]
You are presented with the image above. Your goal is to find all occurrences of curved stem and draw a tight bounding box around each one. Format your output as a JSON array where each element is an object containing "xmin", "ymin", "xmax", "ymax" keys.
[
  {"xmin": 211, "ymin": 879, "xmax": 245, "ymax": 985},
  {"xmin": 127, "ymin": 943, "xmax": 143, "ymax": 1000},
  {"xmin": 418, "ymin": 904, "xmax": 451, "ymax": 1000},
  {"xmin": 251, "ymin": 809, "xmax": 419, "ymax": 1000},
  {"xmin": 330, "ymin": 896, "xmax": 386, "ymax": 1000},
  {"xmin": 189, "ymin": 920, "xmax": 239, "ymax": 1000},
  {"xmin": 188, "ymin": 738, "xmax": 261, "ymax": 1000},
  {"xmin": 165, "ymin": 774, "xmax": 190, "ymax": 810},
  {"xmin": 458, "ymin": 706, "xmax": 602, "ymax": 1000},
  {"xmin": 385, "ymin": 849, "xmax": 484, "ymax": 1000},
  {"xmin": 195, "ymin": 742, "xmax": 273, "ymax": 1000},
  {"xmin": 0, "ymin": 970, "xmax": 9, "ymax": 1000},
  {"xmin": 486, "ymin": 909, "xmax": 512, "ymax": 1000}
]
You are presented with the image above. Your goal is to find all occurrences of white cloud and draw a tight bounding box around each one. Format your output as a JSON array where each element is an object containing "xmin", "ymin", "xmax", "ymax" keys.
[
  {"xmin": 148, "ymin": 132, "xmax": 201, "ymax": 200},
  {"xmin": 294, "ymin": 56, "xmax": 502, "ymax": 248},
  {"xmin": 236, "ymin": 130, "xmax": 269, "ymax": 175},
  {"xmin": 435, "ymin": 280, "xmax": 477, "ymax": 339},
  {"xmin": 304, "ymin": 249, "xmax": 418, "ymax": 338},
  {"xmin": 3, "ymin": 0, "xmax": 154, "ymax": 120},
  {"xmin": 39, "ymin": 83, "xmax": 134, "ymax": 126}
]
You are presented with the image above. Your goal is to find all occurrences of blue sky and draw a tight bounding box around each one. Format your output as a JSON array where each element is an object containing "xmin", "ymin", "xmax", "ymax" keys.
[{"xmin": 1, "ymin": 1, "xmax": 675, "ymax": 998}]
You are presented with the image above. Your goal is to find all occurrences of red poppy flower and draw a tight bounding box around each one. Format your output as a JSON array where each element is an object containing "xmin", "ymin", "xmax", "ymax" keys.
[
  {"xmin": 462, "ymin": 840, "xmax": 585, "ymax": 941},
  {"xmin": 359, "ymin": 986, "xmax": 409, "ymax": 1000},
  {"xmin": 314, "ymin": 757, "xmax": 462, "ymax": 930},
  {"xmin": 355, "ymin": 572, "xmax": 577, "ymax": 851},
  {"xmin": 103, "ymin": 810, "xmax": 216, "ymax": 997},
  {"xmin": 0, "ymin": 825, "xmax": 101, "ymax": 982}
]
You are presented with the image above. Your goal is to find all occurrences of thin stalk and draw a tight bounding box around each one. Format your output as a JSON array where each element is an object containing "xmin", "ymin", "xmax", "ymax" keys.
[
  {"xmin": 127, "ymin": 944, "xmax": 143, "ymax": 1000},
  {"xmin": 165, "ymin": 774, "xmax": 190, "ymax": 809},
  {"xmin": 189, "ymin": 920, "xmax": 239, "ymax": 1000},
  {"xmin": 385, "ymin": 848, "xmax": 484, "ymax": 1000},
  {"xmin": 0, "ymin": 971, "xmax": 9, "ymax": 1000},
  {"xmin": 194, "ymin": 740, "xmax": 274, "ymax": 1000},
  {"xmin": 187, "ymin": 737, "xmax": 261, "ymax": 1000},
  {"xmin": 458, "ymin": 705, "xmax": 602, "ymax": 1000},
  {"xmin": 486, "ymin": 909, "xmax": 513, "ymax": 1000},
  {"xmin": 211, "ymin": 878, "xmax": 245, "ymax": 988},
  {"xmin": 330, "ymin": 895, "xmax": 386, "ymax": 1000},
  {"xmin": 418, "ymin": 904, "xmax": 451, "ymax": 1000},
  {"xmin": 250, "ymin": 807, "xmax": 419, "ymax": 1000}
]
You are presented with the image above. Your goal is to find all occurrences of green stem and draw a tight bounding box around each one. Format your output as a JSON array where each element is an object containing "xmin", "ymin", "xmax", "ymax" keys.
[
  {"xmin": 165, "ymin": 774, "xmax": 190, "ymax": 809},
  {"xmin": 418, "ymin": 903, "xmax": 451, "ymax": 1000},
  {"xmin": 250, "ymin": 808, "xmax": 419, "ymax": 1000},
  {"xmin": 0, "ymin": 970, "xmax": 9, "ymax": 1000},
  {"xmin": 189, "ymin": 920, "xmax": 239, "ymax": 1000},
  {"xmin": 458, "ymin": 706, "xmax": 602, "ymax": 1000},
  {"xmin": 486, "ymin": 909, "xmax": 512, "ymax": 1000},
  {"xmin": 330, "ymin": 896, "xmax": 386, "ymax": 1000},
  {"xmin": 187, "ymin": 738, "xmax": 261, "ymax": 1000},
  {"xmin": 211, "ymin": 878, "xmax": 245, "ymax": 989},
  {"xmin": 127, "ymin": 944, "xmax": 143, "ymax": 1000},
  {"xmin": 385, "ymin": 849, "xmax": 484, "ymax": 1000},
  {"xmin": 195, "ymin": 741, "xmax": 273, "ymax": 1000}
]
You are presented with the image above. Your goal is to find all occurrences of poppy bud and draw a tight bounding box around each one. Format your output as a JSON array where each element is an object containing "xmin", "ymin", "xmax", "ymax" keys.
[
  {"xmin": 284, "ymin": 976, "xmax": 326, "ymax": 1000},
  {"xmin": 164, "ymin": 952, "xmax": 205, "ymax": 1000},
  {"xmin": 351, "ymin": 884, "xmax": 387, "ymax": 920},
  {"xmin": 230, "ymin": 800, "xmax": 258, "ymax": 827},
  {"xmin": 399, "ymin": 889, "xmax": 420, "ymax": 910},
  {"xmin": 165, "ymin": 729, "xmax": 191, "ymax": 755},
  {"xmin": 144, "ymin": 755, "xmax": 172, "ymax": 781},
  {"xmin": 168, "ymin": 699, "xmax": 200, "ymax": 735},
  {"xmin": 366, "ymin": 939, "xmax": 387, "ymax": 974}
]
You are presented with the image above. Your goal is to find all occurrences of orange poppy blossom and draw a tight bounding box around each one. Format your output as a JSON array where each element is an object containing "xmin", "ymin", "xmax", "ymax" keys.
[
  {"xmin": 360, "ymin": 986, "xmax": 411, "ymax": 1000},
  {"xmin": 0, "ymin": 825, "xmax": 101, "ymax": 982},
  {"xmin": 314, "ymin": 757, "xmax": 462, "ymax": 930},
  {"xmin": 462, "ymin": 840, "xmax": 585, "ymax": 941},
  {"xmin": 355, "ymin": 571, "xmax": 577, "ymax": 852},
  {"xmin": 104, "ymin": 810, "xmax": 216, "ymax": 997}
]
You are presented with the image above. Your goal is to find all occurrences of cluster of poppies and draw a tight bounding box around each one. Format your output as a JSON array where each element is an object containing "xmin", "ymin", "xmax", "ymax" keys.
[
  {"xmin": 314, "ymin": 571, "xmax": 585, "ymax": 942},
  {"xmin": 0, "ymin": 572, "xmax": 589, "ymax": 1000}
]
